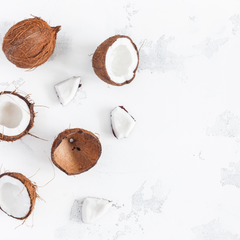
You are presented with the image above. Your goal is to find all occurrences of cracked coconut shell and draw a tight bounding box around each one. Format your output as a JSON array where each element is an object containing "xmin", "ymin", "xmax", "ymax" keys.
[
  {"xmin": 92, "ymin": 35, "xmax": 139, "ymax": 86},
  {"xmin": 0, "ymin": 91, "xmax": 35, "ymax": 142},
  {"xmin": 51, "ymin": 128, "xmax": 102, "ymax": 175},
  {"xmin": 2, "ymin": 16, "xmax": 60, "ymax": 69},
  {"xmin": 0, "ymin": 172, "xmax": 38, "ymax": 220}
]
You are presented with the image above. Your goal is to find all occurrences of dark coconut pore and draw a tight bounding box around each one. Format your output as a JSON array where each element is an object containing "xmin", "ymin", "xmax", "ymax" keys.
[
  {"xmin": 51, "ymin": 128, "xmax": 102, "ymax": 175},
  {"xmin": 0, "ymin": 172, "xmax": 38, "ymax": 220},
  {"xmin": 2, "ymin": 16, "xmax": 60, "ymax": 69},
  {"xmin": 0, "ymin": 91, "xmax": 35, "ymax": 142},
  {"xmin": 92, "ymin": 35, "xmax": 139, "ymax": 86}
]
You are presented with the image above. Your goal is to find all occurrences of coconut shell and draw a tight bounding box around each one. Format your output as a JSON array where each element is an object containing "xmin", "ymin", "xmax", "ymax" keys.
[
  {"xmin": 0, "ymin": 91, "xmax": 35, "ymax": 142},
  {"xmin": 0, "ymin": 172, "xmax": 38, "ymax": 220},
  {"xmin": 2, "ymin": 16, "xmax": 60, "ymax": 69},
  {"xmin": 51, "ymin": 128, "xmax": 102, "ymax": 175},
  {"xmin": 92, "ymin": 35, "xmax": 139, "ymax": 86}
]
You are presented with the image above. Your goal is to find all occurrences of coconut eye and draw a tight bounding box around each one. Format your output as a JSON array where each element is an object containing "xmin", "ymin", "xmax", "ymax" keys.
[{"xmin": 92, "ymin": 35, "xmax": 139, "ymax": 86}]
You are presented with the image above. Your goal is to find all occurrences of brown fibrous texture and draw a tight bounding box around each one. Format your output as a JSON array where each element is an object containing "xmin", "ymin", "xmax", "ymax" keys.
[
  {"xmin": 0, "ymin": 172, "xmax": 38, "ymax": 220},
  {"xmin": 0, "ymin": 91, "xmax": 35, "ymax": 142},
  {"xmin": 92, "ymin": 35, "xmax": 139, "ymax": 86},
  {"xmin": 2, "ymin": 16, "xmax": 61, "ymax": 69},
  {"xmin": 51, "ymin": 128, "xmax": 102, "ymax": 175}
]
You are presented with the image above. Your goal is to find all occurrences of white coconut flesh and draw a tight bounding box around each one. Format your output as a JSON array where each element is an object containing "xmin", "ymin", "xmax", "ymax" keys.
[
  {"xmin": 55, "ymin": 76, "xmax": 81, "ymax": 106},
  {"xmin": 0, "ymin": 94, "xmax": 30, "ymax": 136},
  {"xmin": 0, "ymin": 176, "xmax": 31, "ymax": 218},
  {"xmin": 105, "ymin": 38, "xmax": 138, "ymax": 84},
  {"xmin": 82, "ymin": 197, "xmax": 112, "ymax": 224},
  {"xmin": 111, "ymin": 106, "xmax": 136, "ymax": 139}
]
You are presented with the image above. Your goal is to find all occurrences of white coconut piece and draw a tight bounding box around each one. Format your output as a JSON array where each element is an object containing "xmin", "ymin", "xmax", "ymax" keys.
[
  {"xmin": 110, "ymin": 106, "xmax": 136, "ymax": 139},
  {"xmin": 106, "ymin": 38, "xmax": 138, "ymax": 84},
  {"xmin": 55, "ymin": 76, "xmax": 81, "ymax": 106},
  {"xmin": 0, "ymin": 175, "xmax": 31, "ymax": 219},
  {"xmin": 0, "ymin": 93, "xmax": 31, "ymax": 137},
  {"xmin": 82, "ymin": 197, "xmax": 112, "ymax": 224}
]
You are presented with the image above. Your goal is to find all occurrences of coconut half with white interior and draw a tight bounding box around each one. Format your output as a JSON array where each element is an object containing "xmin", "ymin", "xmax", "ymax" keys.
[
  {"xmin": 92, "ymin": 35, "xmax": 139, "ymax": 86},
  {"xmin": 0, "ymin": 172, "xmax": 38, "ymax": 220},
  {"xmin": 0, "ymin": 91, "xmax": 35, "ymax": 142}
]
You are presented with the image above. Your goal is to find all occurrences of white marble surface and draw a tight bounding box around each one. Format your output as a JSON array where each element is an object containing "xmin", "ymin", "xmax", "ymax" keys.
[{"xmin": 1, "ymin": 0, "xmax": 240, "ymax": 239}]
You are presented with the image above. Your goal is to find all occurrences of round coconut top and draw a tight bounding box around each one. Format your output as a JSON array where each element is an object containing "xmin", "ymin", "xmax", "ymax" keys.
[
  {"xmin": 0, "ymin": 91, "xmax": 35, "ymax": 142},
  {"xmin": 51, "ymin": 128, "xmax": 102, "ymax": 175},
  {"xmin": 0, "ymin": 172, "xmax": 37, "ymax": 220}
]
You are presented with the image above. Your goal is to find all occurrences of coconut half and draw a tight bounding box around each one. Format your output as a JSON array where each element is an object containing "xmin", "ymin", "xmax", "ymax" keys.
[
  {"xmin": 0, "ymin": 172, "xmax": 37, "ymax": 220},
  {"xmin": 92, "ymin": 35, "xmax": 139, "ymax": 86},
  {"xmin": 0, "ymin": 91, "xmax": 35, "ymax": 141},
  {"xmin": 82, "ymin": 197, "xmax": 112, "ymax": 224},
  {"xmin": 51, "ymin": 128, "xmax": 102, "ymax": 175},
  {"xmin": 110, "ymin": 106, "xmax": 136, "ymax": 139}
]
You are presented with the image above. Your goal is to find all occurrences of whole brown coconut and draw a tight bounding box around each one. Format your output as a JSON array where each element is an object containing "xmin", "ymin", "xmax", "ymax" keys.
[
  {"xmin": 0, "ymin": 91, "xmax": 35, "ymax": 142},
  {"xmin": 51, "ymin": 128, "xmax": 102, "ymax": 175},
  {"xmin": 92, "ymin": 35, "xmax": 139, "ymax": 86},
  {"xmin": 0, "ymin": 172, "xmax": 38, "ymax": 220},
  {"xmin": 2, "ymin": 16, "xmax": 61, "ymax": 69}
]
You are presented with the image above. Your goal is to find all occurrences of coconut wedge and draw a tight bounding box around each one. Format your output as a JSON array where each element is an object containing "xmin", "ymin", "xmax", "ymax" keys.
[
  {"xmin": 82, "ymin": 197, "xmax": 112, "ymax": 223},
  {"xmin": 92, "ymin": 35, "xmax": 139, "ymax": 86},
  {"xmin": 110, "ymin": 106, "xmax": 136, "ymax": 139},
  {"xmin": 51, "ymin": 128, "xmax": 102, "ymax": 175},
  {"xmin": 0, "ymin": 172, "xmax": 37, "ymax": 220},
  {"xmin": 0, "ymin": 91, "xmax": 35, "ymax": 141},
  {"xmin": 55, "ymin": 76, "xmax": 81, "ymax": 106}
]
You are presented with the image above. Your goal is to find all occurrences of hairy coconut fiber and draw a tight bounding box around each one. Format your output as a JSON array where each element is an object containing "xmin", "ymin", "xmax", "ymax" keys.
[
  {"xmin": 92, "ymin": 35, "xmax": 139, "ymax": 86},
  {"xmin": 0, "ymin": 91, "xmax": 35, "ymax": 142},
  {"xmin": 51, "ymin": 128, "xmax": 102, "ymax": 175},
  {"xmin": 2, "ymin": 16, "xmax": 61, "ymax": 69},
  {"xmin": 0, "ymin": 172, "xmax": 38, "ymax": 220}
]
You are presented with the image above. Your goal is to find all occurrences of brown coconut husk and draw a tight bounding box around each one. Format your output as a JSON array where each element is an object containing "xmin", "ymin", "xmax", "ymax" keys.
[
  {"xmin": 92, "ymin": 35, "xmax": 139, "ymax": 86},
  {"xmin": 0, "ymin": 172, "xmax": 38, "ymax": 220},
  {"xmin": 2, "ymin": 16, "xmax": 61, "ymax": 69},
  {"xmin": 0, "ymin": 91, "xmax": 35, "ymax": 142},
  {"xmin": 51, "ymin": 128, "xmax": 102, "ymax": 175}
]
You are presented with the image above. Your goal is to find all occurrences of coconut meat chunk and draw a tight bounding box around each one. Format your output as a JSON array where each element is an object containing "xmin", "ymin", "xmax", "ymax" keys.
[
  {"xmin": 0, "ymin": 176, "xmax": 31, "ymax": 219},
  {"xmin": 111, "ymin": 106, "xmax": 136, "ymax": 139},
  {"xmin": 82, "ymin": 197, "xmax": 112, "ymax": 224},
  {"xmin": 55, "ymin": 76, "xmax": 81, "ymax": 106},
  {"xmin": 0, "ymin": 93, "xmax": 30, "ymax": 137},
  {"xmin": 106, "ymin": 38, "xmax": 138, "ymax": 84}
]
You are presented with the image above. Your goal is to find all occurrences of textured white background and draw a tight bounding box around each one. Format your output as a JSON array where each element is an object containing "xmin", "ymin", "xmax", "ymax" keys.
[{"xmin": 1, "ymin": 0, "xmax": 240, "ymax": 239}]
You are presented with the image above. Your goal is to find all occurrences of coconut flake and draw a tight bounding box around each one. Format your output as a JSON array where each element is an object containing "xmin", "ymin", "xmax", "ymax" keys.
[
  {"xmin": 82, "ymin": 197, "xmax": 112, "ymax": 224},
  {"xmin": 0, "ymin": 93, "xmax": 31, "ymax": 137},
  {"xmin": 105, "ymin": 37, "xmax": 138, "ymax": 84},
  {"xmin": 110, "ymin": 106, "xmax": 136, "ymax": 139},
  {"xmin": 55, "ymin": 76, "xmax": 81, "ymax": 106},
  {"xmin": 0, "ymin": 175, "xmax": 31, "ymax": 219}
]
